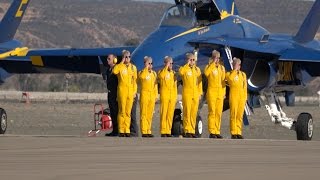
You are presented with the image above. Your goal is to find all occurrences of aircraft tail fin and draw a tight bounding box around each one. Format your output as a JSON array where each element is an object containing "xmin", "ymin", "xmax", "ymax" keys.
[
  {"xmin": 214, "ymin": 0, "xmax": 239, "ymax": 16},
  {"xmin": 294, "ymin": 0, "xmax": 320, "ymax": 43},
  {"xmin": 0, "ymin": 0, "xmax": 30, "ymax": 43}
]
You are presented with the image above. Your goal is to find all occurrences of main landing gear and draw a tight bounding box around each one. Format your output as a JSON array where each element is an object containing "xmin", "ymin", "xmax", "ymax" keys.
[
  {"xmin": 263, "ymin": 92, "xmax": 313, "ymax": 140},
  {"xmin": 0, "ymin": 108, "xmax": 7, "ymax": 134}
]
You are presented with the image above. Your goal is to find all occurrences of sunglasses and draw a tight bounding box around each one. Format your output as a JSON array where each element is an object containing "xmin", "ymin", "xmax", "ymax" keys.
[
  {"xmin": 189, "ymin": 59, "xmax": 195, "ymax": 61},
  {"xmin": 148, "ymin": 62, "xmax": 153, "ymax": 65},
  {"xmin": 125, "ymin": 56, "xmax": 131, "ymax": 59}
]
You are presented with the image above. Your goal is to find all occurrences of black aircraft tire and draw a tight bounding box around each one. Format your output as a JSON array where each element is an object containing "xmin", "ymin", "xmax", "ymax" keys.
[
  {"xmin": 296, "ymin": 113, "xmax": 313, "ymax": 141},
  {"xmin": 171, "ymin": 114, "xmax": 183, "ymax": 137},
  {"xmin": 0, "ymin": 108, "xmax": 7, "ymax": 134},
  {"xmin": 195, "ymin": 115, "xmax": 203, "ymax": 138}
]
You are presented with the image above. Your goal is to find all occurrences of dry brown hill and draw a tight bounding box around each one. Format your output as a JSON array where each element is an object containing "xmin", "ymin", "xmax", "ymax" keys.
[{"xmin": 0, "ymin": 0, "xmax": 170, "ymax": 48}]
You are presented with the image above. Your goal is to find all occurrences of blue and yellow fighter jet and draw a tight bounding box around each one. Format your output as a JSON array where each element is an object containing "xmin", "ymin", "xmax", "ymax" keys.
[
  {"xmin": 0, "ymin": 0, "xmax": 29, "ymax": 79},
  {"xmin": 0, "ymin": 0, "xmax": 319, "ymax": 140},
  {"xmin": 0, "ymin": 0, "xmax": 31, "ymax": 134}
]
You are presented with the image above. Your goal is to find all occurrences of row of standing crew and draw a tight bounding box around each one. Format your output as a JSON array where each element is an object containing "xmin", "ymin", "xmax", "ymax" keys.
[{"xmin": 105, "ymin": 50, "xmax": 247, "ymax": 139}]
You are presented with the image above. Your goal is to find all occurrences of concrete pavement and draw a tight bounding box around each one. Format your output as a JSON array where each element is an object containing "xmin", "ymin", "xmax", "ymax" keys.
[{"xmin": 1, "ymin": 136, "xmax": 319, "ymax": 180}]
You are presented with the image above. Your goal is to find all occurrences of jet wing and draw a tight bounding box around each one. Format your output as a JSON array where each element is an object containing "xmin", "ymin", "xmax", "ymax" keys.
[
  {"xmin": 189, "ymin": 37, "xmax": 320, "ymax": 62},
  {"xmin": 279, "ymin": 46, "xmax": 320, "ymax": 62},
  {"xmin": 22, "ymin": 46, "xmax": 136, "ymax": 74},
  {"xmin": 189, "ymin": 36, "xmax": 289, "ymax": 54},
  {"xmin": 0, "ymin": 56, "xmax": 36, "ymax": 73}
]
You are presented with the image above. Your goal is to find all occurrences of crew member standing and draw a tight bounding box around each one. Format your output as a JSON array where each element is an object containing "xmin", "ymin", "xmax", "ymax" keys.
[
  {"xmin": 158, "ymin": 56, "xmax": 177, "ymax": 137},
  {"xmin": 226, "ymin": 58, "xmax": 247, "ymax": 139},
  {"xmin": 112, "ymin": 50, "xmax": 137, "ymax": 137},
  {"xmin": 139, "ymin": 56, "xmax": 158, "ymax": 137},
  {"xmin": 179, "ymin": 53, "xmax": 202, "ymax": 138},
  {"xmin": 204, "ymin": 50, "xmax": 226, "ymax": 139},
  {"xmin": 105, "ymin": 54, "xmax": 119, "ymax": 136}
]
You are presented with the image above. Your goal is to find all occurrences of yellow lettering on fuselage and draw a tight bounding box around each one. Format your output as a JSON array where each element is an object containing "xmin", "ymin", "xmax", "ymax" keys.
[
  {"xmin": 15, "ymin": 0, "xmax": 29, "ymax": 17},
  {"xmin": 166, "ymin": 27, "xmax": 208, "ymax": 42}
]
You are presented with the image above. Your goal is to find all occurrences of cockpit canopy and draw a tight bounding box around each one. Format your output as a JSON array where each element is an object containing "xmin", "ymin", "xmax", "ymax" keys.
[
  {"xmin": 160, "ymin": 5, "xmax": 197, "ymax": 29},
  {"xmin": 160, "ymin": 4, "xmax": 222, "ymax": 28}
]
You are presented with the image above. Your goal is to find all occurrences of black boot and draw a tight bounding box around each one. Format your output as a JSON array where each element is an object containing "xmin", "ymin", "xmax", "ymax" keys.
[
  {"xmin": 237, "ymin": 135, "xmax": 244, "ymax": 139},
  {"xmin": 191, "ymin": 134, "xmax": 198, "ymax": 138},
  {"xmin": 209, "ymin": 134, "xmax": 217, "ymax": 138},
  {"xmin": 105, "ymin": 131, "xmax": 118, "ymax": 137},
  {"xmin": 231, "ymin": 135, "xmax": 238, "ymax": 139},
  {"xmin": 216, "ymin": 134, "xmax": 223, "ymax": 139},
  {"xmin": 184, "ymin": 133, "xmax": 192, "ymax": 138}
]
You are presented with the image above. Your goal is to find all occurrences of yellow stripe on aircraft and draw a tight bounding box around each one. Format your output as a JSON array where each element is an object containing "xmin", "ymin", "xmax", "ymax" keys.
[
  {"xmin": 15, "ymin": 0, "xmax": 29, "ymax": 17},
  {"xmin": 31, "ymin": 56, "xmax": 44, "ymax": 66},
  {"xmin": 232, "ymin": 2, "xmax": 235, "ymax": 15},
  {"xmin": 0, "ymin": 47, "xmax": 29, "ymax": 59},
  {"xmin": 220, "ymin": 2, "xmax": 235, "ymax": 20},
  {"xmin": 165, "ymin": 27, "xmax": 208, "ymax": 42}
]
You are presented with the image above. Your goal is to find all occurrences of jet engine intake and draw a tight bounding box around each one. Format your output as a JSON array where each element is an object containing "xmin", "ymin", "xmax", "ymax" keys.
[{"xmin": 247, "ymin": 60, "xmax": 277, "ymax": 92}]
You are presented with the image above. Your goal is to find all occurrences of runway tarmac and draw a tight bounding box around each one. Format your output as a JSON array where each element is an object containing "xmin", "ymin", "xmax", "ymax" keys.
[
  {"xmin": 1, "ymin": 101, "xmax": 320, "ymax": 179},
  {"xmin": 1, "ymin": 136, "xmax": 320, "ymax": 180}
]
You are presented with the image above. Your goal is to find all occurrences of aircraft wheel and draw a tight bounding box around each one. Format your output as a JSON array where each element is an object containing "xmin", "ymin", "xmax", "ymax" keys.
[
  {"xmin": 296, "ymin": 113, "xmax": 313, "ymax": 141},
  {"xmin": 171, "ymin": 109, "xmax": 183, "ymax": 137},
  {"xmin": 0, "ymin": 108, "xmax": 7, "ymax": 134},
  {"xmin": 195, "ymin": 115, "xmax": 203, "ymax": 138}
]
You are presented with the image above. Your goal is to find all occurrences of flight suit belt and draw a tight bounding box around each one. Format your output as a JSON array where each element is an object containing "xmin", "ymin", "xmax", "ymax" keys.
[
  {"xmin": 141, "ymin": 90, "xmax": 155, "ymax": 93},
  {"xmin": 160, "ymin": 90, "xmax": 175, "ymax": 94}
]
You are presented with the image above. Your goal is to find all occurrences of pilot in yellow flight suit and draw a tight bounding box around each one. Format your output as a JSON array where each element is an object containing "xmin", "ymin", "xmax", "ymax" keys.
[
  {"xmin": 179, "ymin": 53, "xmax": 202, "ymax": 138},
  {"xmin": 139, "ymin": 56, "xmax": 158, "ymax": 138},
  {"xmin": 158, "ymin": 56, "xmax": 177, "ymax": 137},
  {"xmin": 112, "ymin": 50, "xmax": 137, "ymax": 137},
  {"xmin": 226, "ymin": 58, "xmax": 247, "ymax": 139},
  {"xmin": 204, "ymin": 50, "xmax": 226, "ymax": 139}
]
